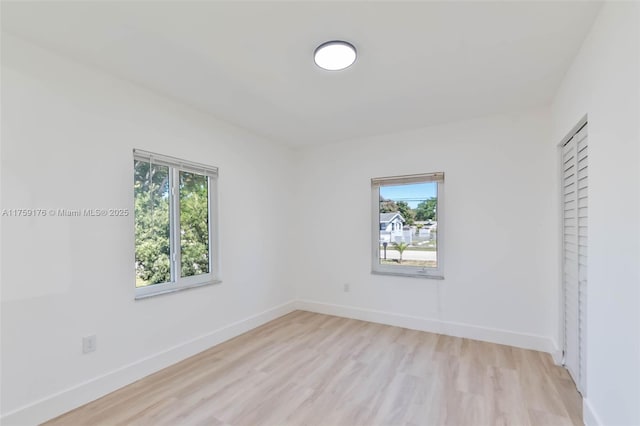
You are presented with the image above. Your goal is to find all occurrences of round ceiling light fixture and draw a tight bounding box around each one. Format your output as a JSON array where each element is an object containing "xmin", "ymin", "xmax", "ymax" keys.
[{"xmin": 314, "ymin": 40, "xmax": 357, "ymax": 71}]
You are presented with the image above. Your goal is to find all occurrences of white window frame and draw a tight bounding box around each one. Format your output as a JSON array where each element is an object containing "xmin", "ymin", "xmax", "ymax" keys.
[
  {"xmin": 371, "ymin": 172, "xmax": 444, "ymax": 279},
  {"xmin": 134, "ymin": 149, "xmax": 221, "ymax": 299}
]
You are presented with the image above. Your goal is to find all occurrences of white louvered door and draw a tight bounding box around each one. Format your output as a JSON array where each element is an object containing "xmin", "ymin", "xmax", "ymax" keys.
[{"xmin": 562, "ymin": 123, "xmax": 588, "ymax": 393}]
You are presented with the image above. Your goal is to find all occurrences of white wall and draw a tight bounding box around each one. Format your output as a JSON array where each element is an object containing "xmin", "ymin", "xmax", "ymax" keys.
[
  {"xmin": 292, "ymin": 108, "xmax": 558, "ymax": 352},
  {"xmin": 551, "ymin": 3, "xmax": 640, "ymax": 425},
  {"xmin": 0, "ymin": 35, "xmax": 296, "ymax": 424}
]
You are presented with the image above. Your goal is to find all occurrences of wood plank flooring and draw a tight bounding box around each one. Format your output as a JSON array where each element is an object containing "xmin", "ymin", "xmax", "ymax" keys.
[{"xmin": 45, "ymin": 311, "xmax": 582, "ymax": 426}]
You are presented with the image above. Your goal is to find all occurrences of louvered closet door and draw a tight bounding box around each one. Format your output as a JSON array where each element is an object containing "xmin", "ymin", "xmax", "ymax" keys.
[{"xmin": 562, "ymin": 123, "xmax": 588, "ymax": 393}]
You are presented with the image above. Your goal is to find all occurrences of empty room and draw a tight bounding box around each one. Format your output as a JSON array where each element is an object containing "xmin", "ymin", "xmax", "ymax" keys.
[{"xmin": 1, "ymin": 1, "xmax": 638, "ymax": 425}]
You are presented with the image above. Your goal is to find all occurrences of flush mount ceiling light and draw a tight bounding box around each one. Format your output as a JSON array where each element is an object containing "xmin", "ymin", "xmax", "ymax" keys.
[{"xmin": 314, "ymin": 41, "xmax": 357, "ymax": 71}]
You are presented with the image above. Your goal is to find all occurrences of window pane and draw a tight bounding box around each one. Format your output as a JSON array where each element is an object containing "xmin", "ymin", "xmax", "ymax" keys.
[
  {"xmin": 179, "ymin": 171, "xmax": 210, "ymax": 277},
  {"xmin": 378, "ymin": 182, "xmax": 438, "ymax": 268},
  {"xmin": 134, "ymin": 160, "xmax": 171, "ymax": 287}
]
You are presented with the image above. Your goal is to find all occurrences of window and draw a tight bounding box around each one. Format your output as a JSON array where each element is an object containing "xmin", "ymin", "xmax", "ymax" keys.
[
  {"xmin": 134, "ymin": 149, "xmax": 220, "ymax": 299},
  {"xmin": 371, "ymin": 173, "xmax": 444, "ymax": 279}
]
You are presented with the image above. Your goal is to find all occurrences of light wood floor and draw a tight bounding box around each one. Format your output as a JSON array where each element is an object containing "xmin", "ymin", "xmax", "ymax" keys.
[{"xmin": 45, "ymin": 311, "xmax": 582, "ymax": 426}]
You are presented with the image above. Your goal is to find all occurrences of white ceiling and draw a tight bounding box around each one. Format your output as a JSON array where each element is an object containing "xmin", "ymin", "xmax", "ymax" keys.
[{"xmin": 2, "ymin": 1, "xmax": 601, "ymax": 146}]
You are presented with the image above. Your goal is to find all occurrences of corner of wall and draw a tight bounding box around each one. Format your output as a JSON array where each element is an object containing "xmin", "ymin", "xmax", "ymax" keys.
[{"xmin": 550, "ymin": 340, "xmax": 563, "ymax": 365}]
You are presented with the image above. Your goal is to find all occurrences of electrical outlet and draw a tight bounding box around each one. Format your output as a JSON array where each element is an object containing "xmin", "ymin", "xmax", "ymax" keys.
[
  {"xmin": 343, "ymin": 283, "xmax": 350, "ymax": 292},
  {"xmin": 82, "ymin": 335, "xmax": 96, "ymax": 354}
]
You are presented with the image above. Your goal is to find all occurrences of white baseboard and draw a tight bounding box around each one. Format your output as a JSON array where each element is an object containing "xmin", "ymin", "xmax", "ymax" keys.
[
  {"xmin": 550, "ymin": 341, "xmax": 563, "ymax": 365},
  {"xmin": 295, "ymin": 299, "xmax": 556, "ymax": 354},
  {"xmin": 583, "ymin": 398, "xmax": 602, "ymax": 426},
  {"xmin": 0, "ymin": 300, "xmax": 297, "ymax": 426}
]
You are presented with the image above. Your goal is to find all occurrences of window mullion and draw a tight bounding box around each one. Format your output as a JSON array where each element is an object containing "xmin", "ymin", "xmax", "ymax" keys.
[{"xmin": 171, "ymin": 168, "xmax": 181, "ymax": 284}]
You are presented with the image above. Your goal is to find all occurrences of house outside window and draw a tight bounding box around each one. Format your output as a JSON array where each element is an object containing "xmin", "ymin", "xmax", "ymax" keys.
[
  {"xmin": 371, "ymin": 172, "xmax": 444, "ymax": 279},
  {"xmin": 133, "ymin": 149, "xmax": 220, "ymax": 299}
]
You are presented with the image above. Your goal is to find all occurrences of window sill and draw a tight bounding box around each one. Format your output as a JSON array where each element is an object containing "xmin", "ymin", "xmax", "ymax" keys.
[
  {"xmin": 371, "ymin": 270, "xmax": 444, "ymax": 280},
  {"xmin": 135, "ymin": 279, "xmax": 222, "ymax": 300}
]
